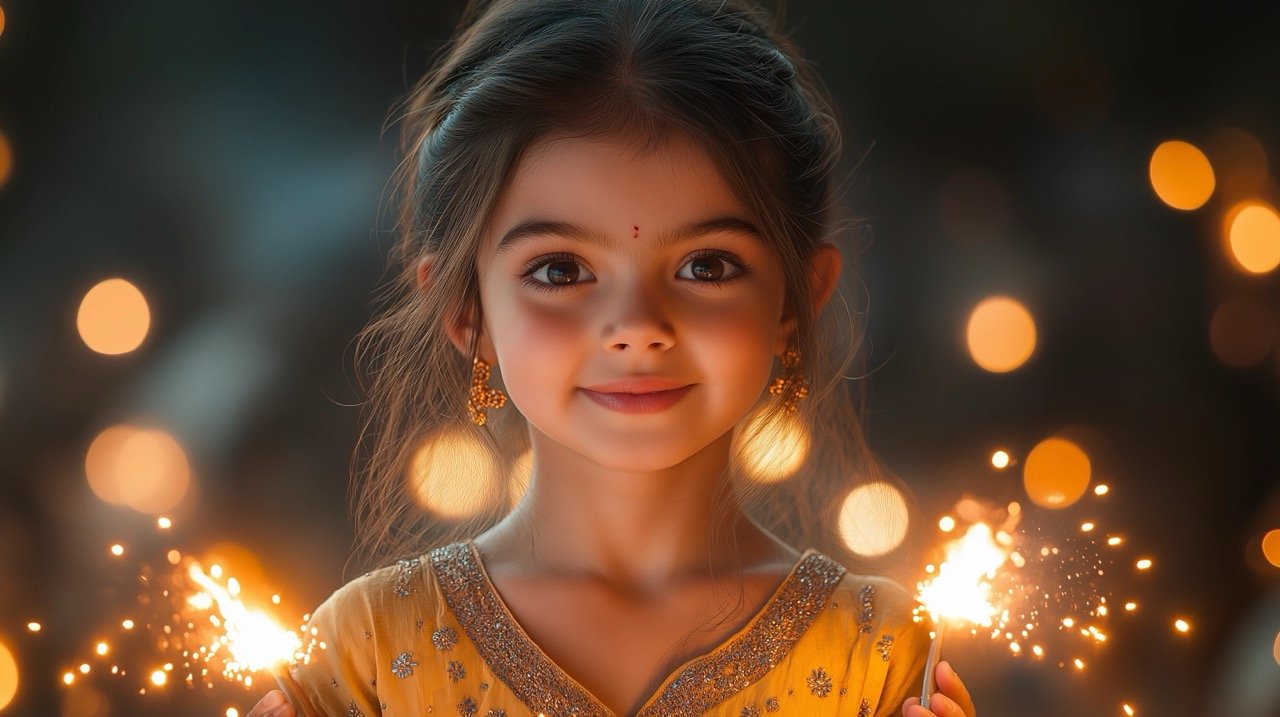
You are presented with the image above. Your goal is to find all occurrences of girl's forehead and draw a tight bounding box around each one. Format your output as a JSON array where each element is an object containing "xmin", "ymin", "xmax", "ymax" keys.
[{"xmin": 483, "ymin": 130, "xmax": 750, "ymax": 244}]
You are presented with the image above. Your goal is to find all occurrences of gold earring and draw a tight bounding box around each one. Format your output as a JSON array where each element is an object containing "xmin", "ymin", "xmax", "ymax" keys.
[
  {"xmin": 768, "ymin": 348, "xmax": 809, "ymax": 413},
  {"xmin": 467, "ymin": 356, "xmax": 507, "ymax": 426}
]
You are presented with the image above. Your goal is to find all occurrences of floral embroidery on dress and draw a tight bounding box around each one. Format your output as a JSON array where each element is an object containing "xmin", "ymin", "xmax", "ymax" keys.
[
  {"xmin": 394, "ymin": 557, "xmax": 421, "ymax": 597},
  {"xmin": 740, "ymin": 704, "xmax": 760, "ymax": 717},
  {"xmin": 806, "ymin": 667, "xmax": 832, "ymax": 697},
  {"xmin": 391, "ymin": 651, "xmax": 418, "ymax": 678},
  {"xmin": 876, "ymin": 634, "xmax": 894, "ymax": 661},
  {"xmin": 346, "ymin": 700, "xmax": 365, "ymax": 717},
  {"xmin": 458, "ymin": 696, "xmax": 478, "ymax": 716},
  {"xmin": 857, "ymin": 697, "xmax": 872, "ymax": 717},
  {"xmin": 433, "ymin": 626, "xmax": 459, "ymax": 651},
  {"xmin": 858, "ymin": 584, "xmax": 876, "ymax": 634},
  {"xmin": 447, "ymin": 660, "xmax": 466, "ymax": 682},
  {"xmin": 429, "ymin": 541, "xmax": 846, "ymax": 717},
  {"xmin": 764, "ymin": 696, "xmax": 779, "ymax": 712},
  {"xmin": 486, "ymin": 711, "xmax": 506, "ymax": 717}
]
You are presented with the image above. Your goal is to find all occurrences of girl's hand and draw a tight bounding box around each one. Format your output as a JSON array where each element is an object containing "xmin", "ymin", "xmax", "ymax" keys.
[
  {"xmin": 901, "ymin": 661, "xmax": 976, "ymax": 717},
  {"xmin": 246, "ymin": 688, "xmax": 295, "ymax": 717}
]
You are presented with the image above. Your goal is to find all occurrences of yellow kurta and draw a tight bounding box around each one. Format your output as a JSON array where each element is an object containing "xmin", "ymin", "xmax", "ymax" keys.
[{"xmin": 289, "ymin": 540, "xmax": 931, "ymax": 717}]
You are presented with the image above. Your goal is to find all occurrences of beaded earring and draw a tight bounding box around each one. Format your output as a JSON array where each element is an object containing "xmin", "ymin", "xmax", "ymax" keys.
[
  {"xmin": 467, "ymin": 356, "xmax": 508, "ymax": 426},
  {"xmin": 767, "ymin": 348, "xmax": 809, "ymax": 413}
]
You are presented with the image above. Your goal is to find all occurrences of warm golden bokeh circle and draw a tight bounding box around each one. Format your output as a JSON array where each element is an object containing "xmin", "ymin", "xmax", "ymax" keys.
[
  {"xmin": 1262, "ymin": 529, "xmax": 1280, "ymax": 568},
  {"xmin": 1148, "ymin": 140, "xmax": 1215, "ymax": 210},
  {"xmin": 77, "ymin": 278, "xmax": 152, "ymax": 355},
  {"xmin": 837, "ymin": 482, "xmax": 910, "ymax": 557},
  {"xmin": 85, "ymin": 424, "xmax": 191, "ymax": 513},
  {"xmin": 1208, "ymin": 296, "xmax": 1277, "ymax": 368},
  {"xmin": 1225, "ymin": 201, "xmax": 1280, "ymax": 274},
  {"xmin": 0, "ymin": 638, "xmax": 17, "ymax": 711},
  {"xmin": 1022, "ymin": 436, "xmax": 1091, "ymax": 509},
  {"xmin": 0, "ymin": 129, "xmax": 11, "ymax": 189},
  {"xmin": 738, "ymin": 408, "xmax": 810, "ymax": 483},
  {"xmin": 966, "ymin": 296, "xmax": 1037, "ymax": 373},
  {"xmin": 408, "ymin": 429, "xmax": 501, "ymax": 519}
]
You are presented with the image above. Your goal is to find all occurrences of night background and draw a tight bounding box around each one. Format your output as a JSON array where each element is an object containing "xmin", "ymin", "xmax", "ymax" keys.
[{"xmin": 1, "ymin": 1, "xmax": 1278, "ymax": 716}]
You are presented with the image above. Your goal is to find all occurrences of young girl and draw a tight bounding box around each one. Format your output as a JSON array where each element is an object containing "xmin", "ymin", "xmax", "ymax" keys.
[{"xmin": 248, "ymin": 0, "xmax": 976, "ymax": 715}]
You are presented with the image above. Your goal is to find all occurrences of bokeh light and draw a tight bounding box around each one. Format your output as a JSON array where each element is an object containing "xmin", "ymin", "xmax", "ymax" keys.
[
  {"xmin": 966, "ymin": 296, "xmax": 1037, "ymax": 373},
  {"xmin": 1022, "ymin": 436, "xmax": 1091, "ymax": 509},
  {"xmin": 991, "ymin": 450, "xmax": 1010, "ymax": 469},
  {"xmin": 408, "ymin": 428, "xmax": 501, "ymax": 519},
  {"xmin": 1261, "ymin": 529, "xmax": 1280, "ymax": 568},
  {"xmin": 1207, "ymin": 127, "xmax": 1269, "ymax": 200},
  {"xmin": 1208, "ymin": 296, "xmax": 1276, "ymax": 368},
  {"xmin": 738, "ymin": 408, "xmax": 810, "ymax": 482},
  {"xmin": 84, "ymin": 424, "xmax": 192, "ymax": 513},
  {"xmin": 0, "ymin": 128, "xmax": 11, "ymax": 189},
  {"xmin": 77, "ymin": 278, "xmax": 152, "ymax": 355},
  {"xmin": 61, "ymin": 684, "xmax": 110, "ymax": 717},
  {"xmin": 1273, "ymin": 629, "xmax": 1280, "ymax": 667},
  {"xmin": 0, "ymin": 638, "xmax": 18, "ymax": 711},
  {"xmin": 1148, "ymin": 140, "xmax": 1215, "ymax": 210},
  {"xmin": 837, "ymin": 482, "xmax": 910, "ymax": 557},
  {"xmin": 1224, "ymin": 201, "xmax": 1280, "ymax": 274}
]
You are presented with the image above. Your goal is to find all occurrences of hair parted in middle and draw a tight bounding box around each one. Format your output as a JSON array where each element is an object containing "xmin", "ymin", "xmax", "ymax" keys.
[{"xmin": 350, "ymin": 0, "xmax": 914, "ymax": 590}]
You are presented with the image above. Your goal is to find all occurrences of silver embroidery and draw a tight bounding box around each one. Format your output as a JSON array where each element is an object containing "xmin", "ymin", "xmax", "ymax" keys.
[
  {"xmin": 741, "ymin": 705, "xmax": 760, "ymax": 717},
  {"xmin": 347, "ymin": 701, "xmax": 365, "ymax": 717},
  {"xmin": 433, "ymin": 626, "xmax": 459, "ymax": 651},
  {"xmin": 806, "ymin": 667, "xmax": 832, "ymax": 697},
  {"xmin": 486, "ymin": 711, "xmax": 506, "ymax": 717},
  {"xmin": 765, "ymin": 696, "xmax": 780, "ymax": 712},
  {"xmin": 858, "ymin": 584, "xmax": 876, "ymax": 634},
  {"xmin": 876, "ymin": 633, "xmax": 894, "ymax": 661},
  {"xmin": 391, "ymin": 651, "xmax": 418, "ymax": 678},
  {"xmin": 458, "ymin": 696, "xmax": 478, "ymax": 716},
  {"xmin": 858, "ymin": 697, "xmax": 872, "ymax": 717},
  {"xmin": 429, "ymin": 541, "xmax": 846, "ymax": 717},
  {"xmin": 447, "ymin": 660, "xmax": 466, "ymax": 682},
  {"xmin": 394, "ymin": 557, "xmax": 421, "ymax": 597}
]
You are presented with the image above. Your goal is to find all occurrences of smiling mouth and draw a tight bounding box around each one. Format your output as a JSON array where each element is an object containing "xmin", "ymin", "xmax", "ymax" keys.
[{"xmin": 578, "ymin": 384, "xmax": 695, "ymax": 414}]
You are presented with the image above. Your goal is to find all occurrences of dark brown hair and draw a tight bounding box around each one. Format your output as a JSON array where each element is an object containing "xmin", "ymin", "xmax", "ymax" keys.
[{"xmin": 348, "ymin": 0, "xmax": 909, "ymax": 613}]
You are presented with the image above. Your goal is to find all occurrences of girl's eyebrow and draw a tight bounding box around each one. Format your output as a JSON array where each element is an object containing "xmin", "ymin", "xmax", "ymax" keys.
[{"xmin": 493, "ymin": 215, "xmax": 764, "ymax": 256}]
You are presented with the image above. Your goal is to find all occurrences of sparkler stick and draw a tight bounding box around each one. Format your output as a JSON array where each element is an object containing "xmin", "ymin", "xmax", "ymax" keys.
[{"xmin": 918, "ymin": 622, "xmax": 946, "ymax": 709}]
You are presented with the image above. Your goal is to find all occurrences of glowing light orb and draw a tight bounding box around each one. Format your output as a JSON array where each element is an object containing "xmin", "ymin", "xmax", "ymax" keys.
[
  {"xmin": 1148, "ymin": 140, "xmax": 1214, "ymax": 210},
  {"xmin": 1209, "ymin": 296, "xmax": 1276, "ymax": 368},
  {"xmin": 1262, "ymin": 529, "xmax": 1280, "ymax": 568},
  {"xmin": 1173, "ymin": 618, "xmax": 1190, "ymax": 634},
  {"xmin": 1225, "ymin": 201, "xmax": 1280, "ymax": 274},
  {"xmin": 739, "ymin": 409, "xmax": 810, "ymax": 482},
  {"xmin": 409, "ymin": 428, "xmax": 502, "ymax": 519},
  {"xmin": 85, "ymin": 425, "xmax": 191, "ymax": 513},
  {"xmin": 991, "ymin": 450, "xmax": 1010, "ymax": 469},
  {"xmin": 966, "ymin": 296, "xmax": 1037, "ymax": 373},
  {"xmin": 0, "ymin": 639, "xmax": 18, "ymax": 710},
  {"xmin": 25, "ymin": 622, "xmax": 39, "ymax": 633},
  {"xmin": 837, "ymin": 482, "xmax": 909, "ymax": 557},
  {"xmin": 77, "ymin": 278, "xmax": 152, "ymax": 355},
  {"xmin": 1022, "ymin": 437, "xmax": 1091, "ymax": 509}
]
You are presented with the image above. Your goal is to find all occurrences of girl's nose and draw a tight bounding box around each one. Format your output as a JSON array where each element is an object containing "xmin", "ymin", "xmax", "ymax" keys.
[{"xmin": 602, "ymin": 282, "xmax": 676, "ymax": 353}]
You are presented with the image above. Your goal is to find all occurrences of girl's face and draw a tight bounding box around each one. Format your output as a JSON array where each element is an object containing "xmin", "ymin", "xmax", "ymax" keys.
[{"xmin": 472, "ymin": 130, "xmax": 792, "ymax": 473}]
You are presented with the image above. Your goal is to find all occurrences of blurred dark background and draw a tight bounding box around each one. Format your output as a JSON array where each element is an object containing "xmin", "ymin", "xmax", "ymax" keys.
[{"xmin": 1, "ymin": 1, "xmax": 1278, "ymax": 715}]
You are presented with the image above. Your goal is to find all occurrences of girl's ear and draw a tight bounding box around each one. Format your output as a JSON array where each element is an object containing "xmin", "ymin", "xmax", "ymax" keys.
[
  {"xmin": 417, "ymin": 255, "xmax": 490, "ymax": 360},
  {"xmin": 776, "ymin": 243, "xmax": 843, "ymax": 353}
]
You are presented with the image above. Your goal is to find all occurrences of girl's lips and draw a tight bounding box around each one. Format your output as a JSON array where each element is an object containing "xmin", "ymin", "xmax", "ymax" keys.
[{"xmin": 579, "ymin": 384, "xmax": 695, "ymax": 413}]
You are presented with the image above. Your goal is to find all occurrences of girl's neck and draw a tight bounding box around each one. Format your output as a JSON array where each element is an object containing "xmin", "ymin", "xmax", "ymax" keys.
[{"xmin": 472, "ymin": 427, "xmax": 799, "ymax": 593}]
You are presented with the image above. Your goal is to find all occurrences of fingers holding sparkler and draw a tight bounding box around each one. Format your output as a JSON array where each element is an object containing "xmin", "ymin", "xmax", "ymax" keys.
[
  {"xmin": 245, "ymin": 688, "xmax": 295, "ymax": 717},
  {"xmin": 902, "ymin": 661, "xmax": 976, "ymax": 717}
]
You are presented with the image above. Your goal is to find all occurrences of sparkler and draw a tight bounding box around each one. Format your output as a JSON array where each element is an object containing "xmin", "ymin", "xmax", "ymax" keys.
[{"xmin": 915, "ymin": 523, "xmax": 1010, "ymax": 709}]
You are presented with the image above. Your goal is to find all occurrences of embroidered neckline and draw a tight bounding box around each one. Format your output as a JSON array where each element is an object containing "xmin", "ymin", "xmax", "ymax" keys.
[{"xmin": 428, "ymin": 540, "xmax": 847, "ymax": 717}]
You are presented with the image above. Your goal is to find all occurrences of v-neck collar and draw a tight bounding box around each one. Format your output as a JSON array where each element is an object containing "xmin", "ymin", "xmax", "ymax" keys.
[{"xmin": 428, "ymin": 539, "xmax": 847, "ymax": 717}]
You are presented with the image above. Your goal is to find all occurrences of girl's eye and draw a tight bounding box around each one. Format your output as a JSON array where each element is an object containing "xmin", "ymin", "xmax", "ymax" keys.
[
  {"xmin": 521, "ymin": 253, "xmax": 596, "ymax": 291},
  {"xmin": 677, "ymin": 252, "xmax": 745, "ymax": 284}
]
